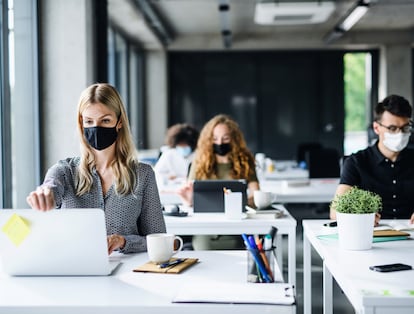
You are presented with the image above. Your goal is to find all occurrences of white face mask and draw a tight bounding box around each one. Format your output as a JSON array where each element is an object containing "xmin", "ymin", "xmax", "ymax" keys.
[
  {"xmin": 176, "ymin": 145, "xmax": 192, "ymax": 158},
  {"xmin": 383, "ymin": 132, "xmax": 410, "ymax": 152}
]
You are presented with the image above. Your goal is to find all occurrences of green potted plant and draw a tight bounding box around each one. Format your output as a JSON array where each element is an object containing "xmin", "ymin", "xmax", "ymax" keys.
[{"xmin": 330, "ymin": 186, "xmax": 382, "ymax": 250}]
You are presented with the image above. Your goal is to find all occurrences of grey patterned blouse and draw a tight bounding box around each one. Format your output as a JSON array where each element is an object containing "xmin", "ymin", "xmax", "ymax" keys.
[{"xmin": 42, "ymin": 157, "xmax": 166, "ymax": 253}]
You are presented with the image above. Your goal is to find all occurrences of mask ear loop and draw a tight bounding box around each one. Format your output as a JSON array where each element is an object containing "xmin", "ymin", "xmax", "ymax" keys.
[{"xmin": 115, "ymin": 115, "xmax": 122, "ymax": 132}]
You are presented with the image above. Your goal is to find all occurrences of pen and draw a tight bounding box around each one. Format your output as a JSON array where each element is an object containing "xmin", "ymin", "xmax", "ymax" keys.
[
  {"xmin": 323, "ymin": 221, "xmax": 337, "ymax": 227},
  {"xmin": 158, "ymin": 259, "xmax": 184, "ymax": 268},
  {"xmin": 246, "ymin": 235, "xmax": 273, "ymax": 283}
]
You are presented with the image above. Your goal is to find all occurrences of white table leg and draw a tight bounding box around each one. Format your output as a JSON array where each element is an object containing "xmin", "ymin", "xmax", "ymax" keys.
[
  {"xmin": 323, "ymin": 261, "xmax": 333, "ymax": 314},
  {"xmin": 303, "ymin": 231, "xmax": 311, "ymax": 314},
  {"xmin": 288, "ymin": 228, "xmax": 296, "ymax": 286},
  {"xmin": 276, "ymin": 233, "xmax": 283, "ymax": 276}
]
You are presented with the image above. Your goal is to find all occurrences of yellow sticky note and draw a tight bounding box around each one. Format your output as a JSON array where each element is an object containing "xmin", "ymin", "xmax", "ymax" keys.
[{"xmin": 1, "ymin": 213, "xmax": 31, "ymax": 246}]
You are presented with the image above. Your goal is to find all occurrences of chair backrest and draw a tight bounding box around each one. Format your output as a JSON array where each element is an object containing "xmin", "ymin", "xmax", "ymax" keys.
[
  {"xmin": 305, "ymin": 147, "xmax": 340, "ymax": 178},
  {"xmin": 297, "ymin": 142, "xmax": 323, "ymax": 163}
]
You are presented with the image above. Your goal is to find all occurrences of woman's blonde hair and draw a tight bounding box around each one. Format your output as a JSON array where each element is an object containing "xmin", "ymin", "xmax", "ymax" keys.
[
  {"xmin": 76, "ymin": 83, "xmax": 138, "ymax": 196},
  {"xmin": 194, "ymin": 114, "xmax": 255, "ymax": 180}
]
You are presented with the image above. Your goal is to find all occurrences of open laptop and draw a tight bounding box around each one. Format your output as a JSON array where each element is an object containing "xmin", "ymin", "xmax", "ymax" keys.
[
  {"xmin": 0, "ymin": 208, "xmax": 120, "ymax": 276},
  {"xmin": 193, "ymin": 179, "xmax": 247, "ymax": 213}
]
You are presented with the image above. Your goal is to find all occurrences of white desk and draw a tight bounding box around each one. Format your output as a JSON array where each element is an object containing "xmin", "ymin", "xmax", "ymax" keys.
[
  {"xmin": 259, "ymin": 160, "xmax": 307, "ymax": 180},
  {"xmin": 263, "ymin": 167, "xmax": 308, "ymax": 181},
  {"xmin": 260, "ymin": 178, "xmax": 339, "ymax": 203},
  {"xmin": 159, "ymin": 178, "xmax": 339, "ymax": 205},
  {"xmin": 164, "ymin": 206, "xmax": 297, "ymax": 286},
  {"xmin": 0, "ymin": 251, "xmax": 295, "ymax": 314},
  {"xmin": 303, "ymin": 219, "xmax": 414, "ymax": 314}
]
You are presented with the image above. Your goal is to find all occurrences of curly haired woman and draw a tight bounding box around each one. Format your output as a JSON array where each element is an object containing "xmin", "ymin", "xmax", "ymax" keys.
[{"xmin": 177, "ymin": 114, "xmax": 260, "ymax": 249}]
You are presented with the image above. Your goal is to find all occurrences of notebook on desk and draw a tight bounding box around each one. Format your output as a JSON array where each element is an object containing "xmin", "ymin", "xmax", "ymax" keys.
[
  {"xmin": 0, "ymin": 208, "xmax": 120, "ymax": 276},
  {"xmin": 193, "ymin": 179, "xmax": 247, "ymax": 213}
]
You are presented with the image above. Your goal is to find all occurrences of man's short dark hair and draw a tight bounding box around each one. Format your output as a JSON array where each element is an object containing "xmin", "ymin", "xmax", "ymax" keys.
[{"xmin": 374, "ymin": 94, "xmax": 412, "ymax": 121}]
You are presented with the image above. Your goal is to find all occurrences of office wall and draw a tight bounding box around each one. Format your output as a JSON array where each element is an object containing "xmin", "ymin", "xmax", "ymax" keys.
[
  {"xmin": 379, "ymin": 44, "xmax": 413, "ymax": 101},
  {"xmin": 146, "ymin": 51, "xmax": 168, "ymax": 149},
  {"xmin": 39, "ymin": 0, "xmax": 95, "ymax": 171},
  {"xmin": 168, "ymin": 51, "xmax": 344, "ymax": 159}
]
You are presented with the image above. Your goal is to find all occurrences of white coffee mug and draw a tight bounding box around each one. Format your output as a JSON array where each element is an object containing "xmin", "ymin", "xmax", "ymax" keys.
[
  {"xmin": 253, "ymin": 190, "xmax": 275, "ymax": 209},
  {"xmin": 146, "ymin": 233, "xmax": 184, "ymax": 263}
]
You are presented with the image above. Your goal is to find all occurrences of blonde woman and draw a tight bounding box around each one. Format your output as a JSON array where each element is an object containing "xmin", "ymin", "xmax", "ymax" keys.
[
  {"xmin": 26, "ymin": 83, "xmax": 166, "ymax": 254},
  {"xmin": 178, "ymin": 114, "xmax": 259, "ymax": 250}
]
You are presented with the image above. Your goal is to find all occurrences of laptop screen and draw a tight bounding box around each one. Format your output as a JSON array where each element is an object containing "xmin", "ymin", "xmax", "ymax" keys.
[{"xmin": 193, "ymin": 179, "xmax": 247, "ymax": 213}]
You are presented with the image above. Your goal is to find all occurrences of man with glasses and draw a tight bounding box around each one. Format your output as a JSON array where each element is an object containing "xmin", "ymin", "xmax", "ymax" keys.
[{"xmin": 330, "ymin": 94, "xmax": 414, "ymax": 224}]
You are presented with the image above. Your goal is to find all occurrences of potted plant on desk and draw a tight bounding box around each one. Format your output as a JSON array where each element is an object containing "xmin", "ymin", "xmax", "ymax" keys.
[{"xmin": 330, "ymin": 186, "xmax": 382, "ymax": 250}]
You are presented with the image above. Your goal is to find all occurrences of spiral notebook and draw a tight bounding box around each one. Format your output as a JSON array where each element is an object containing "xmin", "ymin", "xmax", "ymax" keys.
[{"xmin": 133, "ymin": 257, "xmax": 199, "ymax": 274}]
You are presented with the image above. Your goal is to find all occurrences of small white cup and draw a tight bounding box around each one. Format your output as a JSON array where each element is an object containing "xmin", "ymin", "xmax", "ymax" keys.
[
  {"xmin": 253, "ymin": 191, "xmax": 275, "ymax": 209},
  {"xmin": 146, "ymin": 233, "xmax": 184, "ymax": 263}
]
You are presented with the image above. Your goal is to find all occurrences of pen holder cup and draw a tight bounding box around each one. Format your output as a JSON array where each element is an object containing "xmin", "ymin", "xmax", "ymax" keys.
[{"xmin": 247, "ymin": 248, "xmax": 275, "ymax": 283}]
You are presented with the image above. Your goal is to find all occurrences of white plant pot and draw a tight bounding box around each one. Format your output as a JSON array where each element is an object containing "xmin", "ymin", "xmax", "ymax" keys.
[{"xmin": 336, "ymin": 212, "xmax": 375, "ymax": 250}]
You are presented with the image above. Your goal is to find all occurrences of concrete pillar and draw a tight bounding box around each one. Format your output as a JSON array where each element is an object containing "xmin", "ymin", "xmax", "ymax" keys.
[
  {"xmin": 40, "ymin": 0, "xmax": 95, "ymax": 170},
  {"xmin": 146, "ymin": 51, "xmax": 168, "ymax": 149},
  {"xmin": 379, "ymin": 44, "xmax": 412, "ymax": 102}
]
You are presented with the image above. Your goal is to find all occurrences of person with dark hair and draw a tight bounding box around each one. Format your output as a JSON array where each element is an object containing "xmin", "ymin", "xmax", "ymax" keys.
[
  {"xmin": 154, "ymin": 123, "xmax": 199, "ymax": 185},
  {"xmin": 331, "ymin": 94, "xmax": 414, "ymax": 224}
]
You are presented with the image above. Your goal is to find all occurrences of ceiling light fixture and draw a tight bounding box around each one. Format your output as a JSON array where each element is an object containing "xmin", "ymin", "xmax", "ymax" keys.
[
  {"xmin": 324, "ymin": 0, "xmax": 370, "ymax": 44},
  {"xmin": 254, "ymin": 1, "xmax": 335, "ymax": 25},
  {"xmin": 338, "ymin": 2, "xmax": 369, "ymax": 32}
]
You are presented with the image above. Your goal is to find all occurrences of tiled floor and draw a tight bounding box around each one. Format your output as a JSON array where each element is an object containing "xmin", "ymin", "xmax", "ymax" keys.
[{"xmin": 284, "ymin": 203, "xmax": 355, "ymax": 314}]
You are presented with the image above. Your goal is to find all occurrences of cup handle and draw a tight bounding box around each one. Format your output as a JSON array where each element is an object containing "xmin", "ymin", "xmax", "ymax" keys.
[{"xmin": 173, "ymin": 236, "xmax": 184, "ymax": 253}]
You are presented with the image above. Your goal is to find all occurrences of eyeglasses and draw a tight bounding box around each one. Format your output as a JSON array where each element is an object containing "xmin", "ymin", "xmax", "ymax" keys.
[{"xmin": 376, "ymin": 121, "xmax": 413, "ymax": 134}]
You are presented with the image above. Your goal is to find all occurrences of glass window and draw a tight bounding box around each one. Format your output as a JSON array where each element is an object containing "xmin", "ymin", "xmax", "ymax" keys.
[
  {"xmin": 344, "ymin": 52, "xmax": 372, "ymax": 155},
  {"xmin": 107, "ymin": 26, "xmax": 146, "ymax": 148},
  {"xmin": 0, "ymin": 0, "xmax": 40, "ymax": 208}
]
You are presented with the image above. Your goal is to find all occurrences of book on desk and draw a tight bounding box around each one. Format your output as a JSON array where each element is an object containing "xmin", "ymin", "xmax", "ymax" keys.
[{"xmin": 245, "ymin": 204, "xmax": 285, "ymax": 219}]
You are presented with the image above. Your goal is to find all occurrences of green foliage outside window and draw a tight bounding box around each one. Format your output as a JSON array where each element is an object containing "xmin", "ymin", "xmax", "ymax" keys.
[{"xmin": 344, "ymin": 53, "xmax": 367, "ymax": 131}]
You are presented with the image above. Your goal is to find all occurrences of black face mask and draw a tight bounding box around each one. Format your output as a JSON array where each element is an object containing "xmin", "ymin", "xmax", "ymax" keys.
[
  {"xmin": 213, "ymin": 143, "xmax": 231, "ymax": 156},
  {"xmin": 84, "ymin": 126, "xmax": 118, "ymax": 151}
]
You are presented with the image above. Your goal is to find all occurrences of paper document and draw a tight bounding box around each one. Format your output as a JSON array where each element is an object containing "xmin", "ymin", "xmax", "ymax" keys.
[{"xmin": 172, "ymin": 282, "xmax": 295, "ymax": 305}]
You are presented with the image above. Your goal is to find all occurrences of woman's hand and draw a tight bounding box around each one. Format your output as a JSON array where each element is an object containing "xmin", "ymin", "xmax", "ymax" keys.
[
  {"xmin": 26, "ymin": 186, "xmax": 56, "ymax": 211},
  {"xmin": 410, "ymin": 213, "xmax": 414, "ymax": 225},
  {"xmin": 177, "ymin": 181, "xmax": 194, "ymax": 206},
  {"xmin": 107, "ymin": 234, "xmax": 126, "ymax": 254},
  {"xmin": 375, "ymin": 212, "xmax": 381, "ymax": 226}
]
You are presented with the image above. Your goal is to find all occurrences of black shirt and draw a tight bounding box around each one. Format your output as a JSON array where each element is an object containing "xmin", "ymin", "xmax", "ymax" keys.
[{"xmin": 340, "ymin": 142, "xmax": 414, "ymax": 219}]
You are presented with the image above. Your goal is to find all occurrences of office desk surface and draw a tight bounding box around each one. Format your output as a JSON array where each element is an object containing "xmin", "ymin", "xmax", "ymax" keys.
[
  {"xmin": 159, "ymin": 178, "xmax": 339, "ymax": 205},
  {"xmin": 303, "ymin": 219, "xmax": 414, "ymax": 314},
  {"xmin": 164, "ymin": 207, "xmax": 297, "ymax": 286},
  {"xmin": 164, "ymin": 206, "xmax": 296, "ymax": 235},
  {"xmin": 0, "ymin": 251, "xmax": 295, "ymax": 314},
  {"xmin": 260, "ymin": 178, "xmax": 339, "ymax": 203}
]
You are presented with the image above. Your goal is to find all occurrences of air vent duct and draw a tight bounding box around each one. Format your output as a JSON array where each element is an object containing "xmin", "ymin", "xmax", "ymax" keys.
[{"xmin": 254, "ymin": 1, "xmax": 335, "ymax": 25}]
